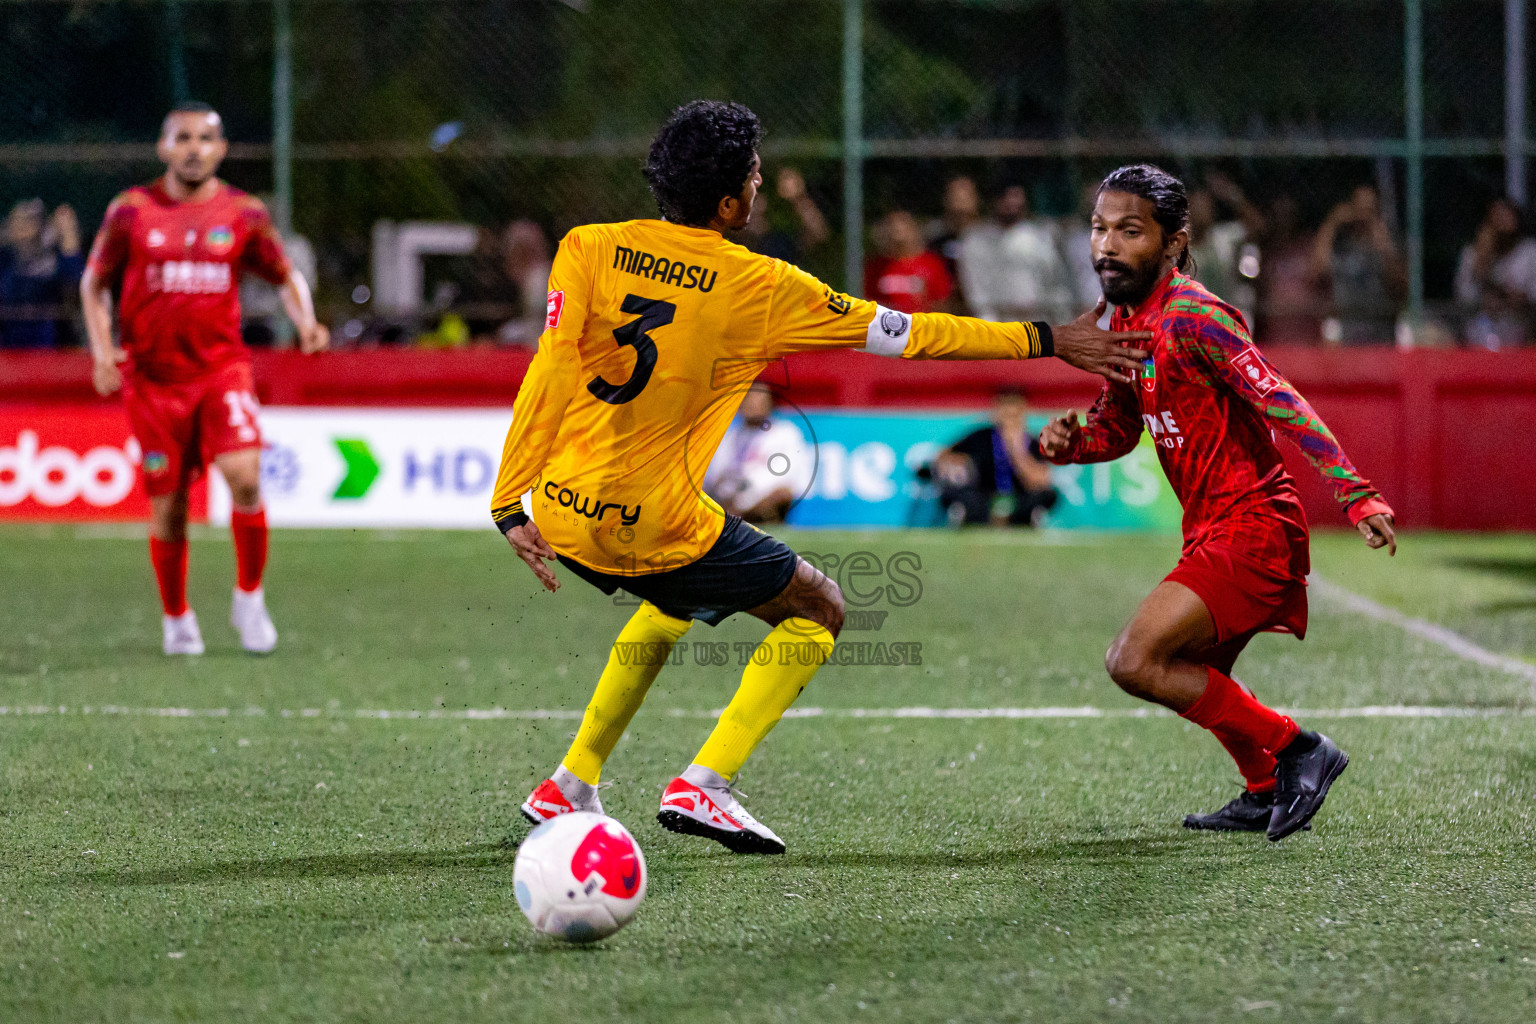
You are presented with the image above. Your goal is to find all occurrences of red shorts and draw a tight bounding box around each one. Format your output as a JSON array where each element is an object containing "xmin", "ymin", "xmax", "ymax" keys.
[
  {"xmin": 123, "ymin": 361, "xmax": 262, "ymax": 498},
  {"xmin": 1165, "ymin": 541, "xmax": 1309, "ymax": 644}
]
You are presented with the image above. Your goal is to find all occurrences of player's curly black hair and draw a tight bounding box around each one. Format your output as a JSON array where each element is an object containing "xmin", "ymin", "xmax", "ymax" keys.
[
  {"xmin": 1098, "ymin": 163, "xmax": 1195, "ymax": 274},
  {"xmin": 644, "ymin": 100, "xmax": 763, "ymax": 228}
]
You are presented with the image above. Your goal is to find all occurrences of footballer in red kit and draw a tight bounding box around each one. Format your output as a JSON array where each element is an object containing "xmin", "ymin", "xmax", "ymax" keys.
[
  {"xmin": 1040, "ymin": 165, "xmax": 1397, "ymax": 841},
  {"xmin": 80, "ymin": 101, "xmax": 330, "ymax": 656}
]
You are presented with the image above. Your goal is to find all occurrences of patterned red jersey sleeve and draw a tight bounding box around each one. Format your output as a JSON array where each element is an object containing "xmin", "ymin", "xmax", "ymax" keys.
[
  {"xmin": 1166, "ymin": 300, "xmax": 1394, "ymax": 524},
  {"xmin": 235, "ymin": 197, "xmax": 291, "ymax": 284},
  {"xmin": 85, "ymin": 192, "xmax": 138, "ymax": 283},
  {"xmin": 1045, "ymin": 380, "xmax": 1143, "ymax": 464}
]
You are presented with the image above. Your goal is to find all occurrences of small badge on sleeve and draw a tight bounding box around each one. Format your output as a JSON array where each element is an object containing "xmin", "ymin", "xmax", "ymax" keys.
[
  {"xmin": 545, "ymin": 290, "xmax": 565, "ymax": 329},
  {"xmin": 1230, "ymin": 346, "xmax": 1280, "ymax": 397}
]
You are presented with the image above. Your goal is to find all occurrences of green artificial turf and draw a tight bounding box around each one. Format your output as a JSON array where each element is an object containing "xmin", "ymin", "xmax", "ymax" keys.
[{"xmin": 3, "ymin": 526, "xmax": 1535, "ymax": 1022}]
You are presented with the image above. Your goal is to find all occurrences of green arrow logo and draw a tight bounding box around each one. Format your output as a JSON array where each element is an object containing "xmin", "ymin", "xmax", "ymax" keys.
[{"xmin": 332, "ymin": 438, "xmax": 380, "ymax": 499}]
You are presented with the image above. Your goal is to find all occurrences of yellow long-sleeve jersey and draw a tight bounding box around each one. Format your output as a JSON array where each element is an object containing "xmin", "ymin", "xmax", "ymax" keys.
[{"xmin": 491, "ymin": 219, "xmax": 1052, "ymax": 575}]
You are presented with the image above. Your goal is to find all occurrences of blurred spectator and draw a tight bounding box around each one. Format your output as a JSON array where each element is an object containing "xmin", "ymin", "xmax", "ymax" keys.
[
  {"xmin": 0, "ymin": 199, "xmax": 83, "ymax": 348},
  {"xmin": 865, "ymin": 210, "xmax": 953, "ymax": 313},
  {"xmin": 923, "ymin": 389, "xmax": 1058, "ymax": 527},
  {"xmin": 1455, "ymin": 197, "xmax": 1536, "ymax": 350},
  {"xmin": 703, "ymin": 384, "xmax": 813, "ymax": 524},
  {"xmin": 740, "ymin": 167, "xmax": 829, "ymax": 266},
  {"xmin": 1187, "ymin": 173, "xmax": 1263, "ymax": 327},
  {"xmin": 446, "ymin": 219, "xmax": 551, "ymax": 346},
  {"xmin": 498, "ymin": 219, "xmax": 553, "ymax": 345},
  {"xmin": 925, "ymin": 176, "xmax": 981, "ymax": 308},
  {"xmin": 958, "ymin": 185, "xmax": 1075, "ymax": 324},
  {"xmin": 1310, "ymin": 184, "xmax": 1406, "ymax": 345},
  {"xmin": 240, "ymin": 207, "xmax": 317, "ymax": 348},
  {"xmin": 1255, "ymin": 193, "xmax": 1325, "ymax": 343},
  {"xmin": 1065, "ymin": 182, "xmax": 1104, "ymax": 310}
]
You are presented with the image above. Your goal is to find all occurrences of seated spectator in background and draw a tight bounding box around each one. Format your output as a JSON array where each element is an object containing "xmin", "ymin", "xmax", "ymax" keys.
[
  {"xmin": 1455, "ymin": 197, "xmax": 1536, "ymax": 349},
  {"xmin": 498, "ymin": 219, "xmax": 553, "ymax": 346},
  {"xmin": 1310, "ymin": 184, "xmax": 1406, "ymax": 345},
  {"xmin": 0, "ymin": 199, "xmax": 83, "ymax": 348},
  {"xmin": 959, "ymin": 184, "xmax": 1075, "ymax": 324},
  {"xmin": 703, "ymin": 384, "xmax": 813, "ymax": 524},
  {"xmin": 740, "ymin": 167, "xmax": 829, "ymax": 266},
  {"xmin": 1255, "ymin": 192, "xmax": 1325, "ymax": 343},
  {"xmin": 865, "ymin": 209, "xmax": 953, "ymax": 313},
  {"xmin": 925, "ymin": 176, "xmax": 981, "ymax": 309},
  {"xmin": 1187, "ymin": 172, "xmax": 1262, "ymax": 327},
  {"xmin": 239, "ymin": 206, "xmax": 317, "ymax": 347},
  {"xmin": 924, "ymin": 389, "xmax": 1058, "ymax": 527}
]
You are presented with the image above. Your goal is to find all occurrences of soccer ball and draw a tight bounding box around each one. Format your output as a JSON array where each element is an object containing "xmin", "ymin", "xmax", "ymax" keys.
[{"xmin": 513, "ymin": 812, "xmax": 647, "ymax": 942}]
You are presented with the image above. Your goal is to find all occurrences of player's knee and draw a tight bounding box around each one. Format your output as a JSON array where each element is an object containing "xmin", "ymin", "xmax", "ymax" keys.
[
  {"xmin": 1104, "ymin": 639, "xmax": 1156, "ymax": 697},
  {"xmin": 227, "ymin": 478, "xmax": 262, "ymax": 509}
]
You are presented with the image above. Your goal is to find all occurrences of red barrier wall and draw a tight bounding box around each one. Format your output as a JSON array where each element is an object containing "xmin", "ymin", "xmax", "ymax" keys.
[{"xmin": 5, "ymin": 347, "xmax": 1535, "ymax": 529}]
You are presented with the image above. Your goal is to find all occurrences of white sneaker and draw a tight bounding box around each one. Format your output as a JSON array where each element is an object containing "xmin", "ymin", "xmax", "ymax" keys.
[
  {"xmin": 657, "ymin": 765, "xmax": 786, "ymax": 854},
  {"xmin": 520, "ymin": 765, "xmax": 605, "ymax": 824},
  {"xmin": 162, "ymin": 610, "xmax": 205, "ymax": 656},
  {"xmin": 231, "ymin": 587, "xmax": 278, "ymax": 654}
]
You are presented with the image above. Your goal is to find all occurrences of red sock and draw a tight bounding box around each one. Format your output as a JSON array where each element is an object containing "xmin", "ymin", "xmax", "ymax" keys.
[
  {"xmin": 230, "ymin": 505, "xmax": 268, "ymax": 593},
  {"xmin": 1182, "ymin": 667, "xmax": 1299, "ymax": 792},
  {"xmin": 149, "ymin": 536, "xmax": 189, "ymax": 616}
]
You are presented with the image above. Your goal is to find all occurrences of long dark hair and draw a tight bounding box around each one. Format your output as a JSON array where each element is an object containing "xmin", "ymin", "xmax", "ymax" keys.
[{"xmin": 1097, "ymin": 163, "xmax": 1195, "ymax": 275}]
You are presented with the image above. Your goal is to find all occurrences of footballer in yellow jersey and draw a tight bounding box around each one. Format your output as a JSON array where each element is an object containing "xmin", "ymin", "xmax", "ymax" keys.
[{"xmin": 495, "ymin": 101, "xmax": 1149, "ymax": 853}]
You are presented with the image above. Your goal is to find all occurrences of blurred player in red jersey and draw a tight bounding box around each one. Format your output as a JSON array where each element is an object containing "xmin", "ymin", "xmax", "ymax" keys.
[
  {"xmin": 80, "ymin": 102, "xmax": 329, "ymax": 656},
  {"xmin": 1040, "ymin": 165, "xmax": 1397, "ymax": 841}
]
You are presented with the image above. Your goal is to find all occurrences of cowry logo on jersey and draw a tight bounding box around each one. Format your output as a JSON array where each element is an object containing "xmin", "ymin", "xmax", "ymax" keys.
[
  {"xmin": 146, "ymin": 229, "xmax": 166, "ymax": 248},
  {"xmin": 1142, "ymin": 409, "xmax": 1186, "ymax": 449},
  {"xmin": 1230, "ymin": 346, "xmax": 1280, "ymax": 398},
  {"xmin": 205, "ymin": 226, "xmax": 234, "ymax": 255},
  {"xmin": 546, "ymin": 290, "xmax": 565, "ymax": 329},
  {"xmin": 864, "ymin": 305, "xmax": 911, "ymax": 356},
  {"xmin": 146, "ymin": 260, "xmax": 233, "ymax": 295},
  {"xmin": 542, "ymin": 478, "xmax": 641, "ymax": 526}
]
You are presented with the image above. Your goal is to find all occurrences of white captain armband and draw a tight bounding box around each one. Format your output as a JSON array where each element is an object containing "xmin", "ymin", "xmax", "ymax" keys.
[{"xmin": 863, "ymin": 305, "xmax": 912, "ymax": 357}]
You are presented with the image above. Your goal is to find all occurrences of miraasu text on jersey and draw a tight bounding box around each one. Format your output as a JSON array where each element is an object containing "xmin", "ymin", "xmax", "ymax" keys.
[{"xmin": 491, "ymin": 218, "xmax": 1055, "ymax": 576}]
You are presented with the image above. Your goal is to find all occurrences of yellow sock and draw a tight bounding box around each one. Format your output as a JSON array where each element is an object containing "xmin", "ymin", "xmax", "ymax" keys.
[
  {"xmin": 562, "ymin": 601, "xmax": 692, "ymax": 784},
  {"xmin": 693, "ymin": 618, "xmax": 834, "ymax": 779}
]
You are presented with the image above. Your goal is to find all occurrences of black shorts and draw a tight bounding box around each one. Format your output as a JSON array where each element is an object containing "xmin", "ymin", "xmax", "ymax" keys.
[{"xmin": 557, "ymin": 515, "xmax": 799, "ymax": 626}]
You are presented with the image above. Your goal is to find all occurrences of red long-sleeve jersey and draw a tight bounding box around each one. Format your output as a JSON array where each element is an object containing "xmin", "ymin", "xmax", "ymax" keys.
[{"xmin": 1049, "ymin": 270, "xmax": 1392, "ymax": 581}]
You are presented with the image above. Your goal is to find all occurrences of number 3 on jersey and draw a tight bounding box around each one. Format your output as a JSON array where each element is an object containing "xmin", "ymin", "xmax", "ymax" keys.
[{"xmin": 588, "ymin": 294, "xmax": 675, "ymax": 405}]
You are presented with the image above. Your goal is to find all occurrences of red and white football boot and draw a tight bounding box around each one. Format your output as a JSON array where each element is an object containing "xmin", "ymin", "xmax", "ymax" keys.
[
  {"xmin": 656, "ymin": 768, "xmax": 786, "ymax": 855},
  {"xmin": 520, "ymin": 766, "xmax": 604, "ymax": 825}
]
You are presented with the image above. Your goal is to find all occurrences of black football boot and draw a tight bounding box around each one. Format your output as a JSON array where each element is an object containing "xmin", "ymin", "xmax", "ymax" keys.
[
  {"xmin": 1267, "ymin": 731, "xmax": 1349, "ymax": 841},
  {"xmin": 1183, "ymin": 788, "xmax": 1287, "ymax": 832}
]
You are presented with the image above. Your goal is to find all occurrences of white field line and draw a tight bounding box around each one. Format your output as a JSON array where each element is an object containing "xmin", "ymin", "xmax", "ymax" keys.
[
  {"xmin": 4, "ymin": 577, "xmax": 1532, "ymax": 725},
  {"xmin": 0, "ymin": 703, "xmax": 1529, "ymax": 721},
  {"xmin": 1310, "ymin": 574, "xmax": 1536, "ymax": 687}
]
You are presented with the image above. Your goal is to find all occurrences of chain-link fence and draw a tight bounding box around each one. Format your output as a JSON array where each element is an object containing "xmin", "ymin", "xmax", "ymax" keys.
[{"xmin": 0, "ymin": 0, "xmax": 1530, "ymax": 350}]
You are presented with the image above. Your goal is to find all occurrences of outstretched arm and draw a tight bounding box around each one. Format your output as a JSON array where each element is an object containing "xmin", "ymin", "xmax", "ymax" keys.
[
  {"xmin": 1174, "ymin": 304, "xmax": 1397, "ymax": 552},
  {"xmin": 764, "ymin": 265, "xmax": 1149, "ymax": 384},
  {"xmin": 1038, "ymin": 381, "xmax": 1145, "ymax": 464}
]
